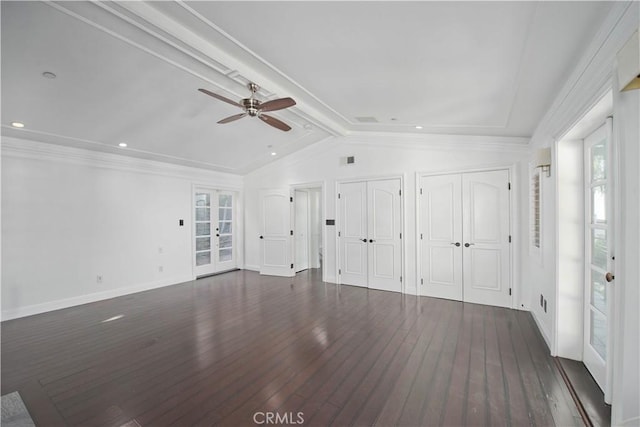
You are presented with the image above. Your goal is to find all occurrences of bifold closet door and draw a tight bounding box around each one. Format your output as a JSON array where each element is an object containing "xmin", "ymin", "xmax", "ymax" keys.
[
  {"xmin": 420, "ymin": 170, "xmax": 511, "ymax": 308},
  {"xmin": 339, "ymin": 179, "xmax": 402, "ymax": 292}
]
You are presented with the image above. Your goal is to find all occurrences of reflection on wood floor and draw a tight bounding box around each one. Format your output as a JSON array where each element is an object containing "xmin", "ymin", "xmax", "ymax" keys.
[{"xmin": 1, "ymin": 269, "xmax": 584, "ymax": 426}]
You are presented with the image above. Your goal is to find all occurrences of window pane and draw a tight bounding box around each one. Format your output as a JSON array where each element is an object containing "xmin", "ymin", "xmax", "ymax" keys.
[
  {"xmin": 219, "ymin": 208, "xmax": 232, "ymax": 221},
  {"xmin": 591, "ymin": 228, "xmax": 607, "ymax": 270},
  {"xmin": 591, "ymin": 269, "xmax": 606, "ymax": 314},
  {"xmin": 196, "ymin": 193, "xmax": 210, "ymax": 207},
  {"xmin": 591, "ymin": 142, "xmax": 607, "ymax": 182},
  {"xmin": 591, "ymin": 186, "xmax": 606, "ymax": 224},
  {"xmin": 196, "ymin": 222, "xmax": 210, "ymax": 236},
  {"xmin": 219, "ymin": 194, "xmax": 233, "ymax": 207},
  {"xmin": 196, "ymin": 251, "xmax": 211, "ymax": 266},
  {"xmin": 590, "ymin": 309, "xmax": 607, "ymax": 360},
  {"xmin": 195, "ymin": 207, "xmax": 210, "ymax": 221},
  {"xmin": 196, "ymin": 237, "xmax": 210, "ymax": 251},
  {"xmin": 219, "ymin": 235, "xmax": 232, "ymax": 248},
  {"xmin": 219, "ymin": 248, "xmax": 232, "ymax": 262},
  {"xmin": 219, "ymin": 221, "xmax": 232, "ymax": 234}
]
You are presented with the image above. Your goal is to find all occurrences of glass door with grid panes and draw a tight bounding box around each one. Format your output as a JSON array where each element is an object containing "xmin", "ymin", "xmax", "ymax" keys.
[
  {"xmin": 584, "ymin": 121, "xmax": 614, "ymax": 394},
  {"xmin": 194, "ymin": 189, "xmax": 237, "ymax": 277}
]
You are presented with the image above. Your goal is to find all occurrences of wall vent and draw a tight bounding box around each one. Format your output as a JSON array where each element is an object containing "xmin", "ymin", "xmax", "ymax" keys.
[{"xmin": 354, "ymin": 116, "xmax": 378, "ymax": 123}]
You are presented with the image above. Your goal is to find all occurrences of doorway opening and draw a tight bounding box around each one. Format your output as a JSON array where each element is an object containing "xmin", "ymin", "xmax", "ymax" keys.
[{"xmin": 293, "ymin": 186, "xmax": 323, "ymax": 276}]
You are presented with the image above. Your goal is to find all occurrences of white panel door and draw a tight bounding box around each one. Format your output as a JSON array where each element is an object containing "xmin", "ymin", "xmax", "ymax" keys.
[
  {"xmin": 419, "ymin": 174, "xmax": 463, "ymax": 300},
  {"xmin": 294, "ymin": 190, "xmax": 310, "ymax": 272},
  {"xmin": 584, "ymin": 122, "xmax": 613, "ymax": 394},
  {"xmin": 259, "ymin": 189, "xmax": 294, "ymax": 277},
  {"xmin": 462, "ymin": 170, "xmax": 511, "ymax": 308},
  {"xmin": 368, "ymin": 179, "xmax": 402, "ymax": 292},
  {"xmin": 339, "ymin": 182, "xmax": 368, "ymax": 287}
]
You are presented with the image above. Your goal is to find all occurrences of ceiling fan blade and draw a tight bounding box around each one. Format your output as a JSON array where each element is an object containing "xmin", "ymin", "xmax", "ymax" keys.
[
  {"xmin": 259, "ymin": 114, "xmax": 292, "ymax": 132},
  {"xmin": 258, "ymin": 97, "xmax": 296, "ymax": 112},
  {"xmin": 217, "ymin": 113, "xmax": 247, "ymax": 124},
  {"xmin": 198, "ymin": 88, "xmax": 243, "ymax": 108}
]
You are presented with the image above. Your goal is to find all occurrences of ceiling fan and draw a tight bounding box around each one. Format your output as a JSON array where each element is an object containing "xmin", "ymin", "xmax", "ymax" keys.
[{"xmin": 198, "ymin": 83, "xmax": 296, "ymax": 131}]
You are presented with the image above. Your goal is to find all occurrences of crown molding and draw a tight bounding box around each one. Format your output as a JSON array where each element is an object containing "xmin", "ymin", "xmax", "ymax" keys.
[
  {"xmin": 2, "ymin": 136, "xmax": 243, "ymax": 186},
  {"xmin": 531, "ymin": 1, "xmax": 638, "ymax": 148},
  {"xmin": 344, "ymin": 132, "xmax": 530, "ymax": 152}
]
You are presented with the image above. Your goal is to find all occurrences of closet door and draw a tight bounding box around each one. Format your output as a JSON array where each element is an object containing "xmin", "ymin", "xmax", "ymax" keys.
[
  {"xmin": 462, "ymin": 170, "xmax": 511, "ymax": 308},
  {"xmin": 419, "ymin": 174, "xmax": 463, "ymax": 300},
  {"xmin": 368, "ymin": 179, "xmax": 402, "ymax": 292},
  {"xmin": 339, "ymin": 179, "xmax": 402, "ymax": 291},
  {"xmin": 259, "ymin": 189, "xmax": 294, "ymax": 277},
  {"xmin": 339, "ymin": 182, "xmax": 368, "ymax": 287}
]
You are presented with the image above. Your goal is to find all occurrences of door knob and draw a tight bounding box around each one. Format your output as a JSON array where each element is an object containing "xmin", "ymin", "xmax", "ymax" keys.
[
  {"xmin": 361, "ymin": 238, "xmax": 367, "ymax": 242},
  {"xmin": 451, "ymin": 242, "xmax": 461, "ymax": 247},
  {"xmin": 369, "ymin": 239, "xmax": 375, "ymax": 243},
  {"xmin": 259, "ymin": 235, "xmax": 264, "ymax": 239},
  {"xmin": 464, "ymin": 243, "xmax": 475, "ymax": 248},
  {"xmin": 605, "ymin": 272, "xmax": 615, "ymax": 282}
]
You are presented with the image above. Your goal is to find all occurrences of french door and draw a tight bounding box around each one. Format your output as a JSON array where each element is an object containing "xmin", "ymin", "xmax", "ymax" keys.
[
  {"xmin": 339, "ymin": 178, "xmax": 402, "ymax": 293},
  {"xmin": 419, "ymin": 170, "xmax": 511, "ymax": 308},
  {"xmin": 194, "ymin": 189, "xmax": 237, "ymax": 277},
  {"xmin": 584, "ymin": 121, "xmax": 614, "ymax": 394}
]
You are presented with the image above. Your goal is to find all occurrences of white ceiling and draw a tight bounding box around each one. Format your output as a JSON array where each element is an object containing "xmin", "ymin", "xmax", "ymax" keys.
[{"xmin": 1, "ymin": 1, "xmax": 613, "ymax": 174}]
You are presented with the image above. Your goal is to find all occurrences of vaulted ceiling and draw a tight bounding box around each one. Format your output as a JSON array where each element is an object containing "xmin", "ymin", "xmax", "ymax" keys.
[{"xmin": 1, "ymin": 1, "xmax": 613, "ymax": 174}]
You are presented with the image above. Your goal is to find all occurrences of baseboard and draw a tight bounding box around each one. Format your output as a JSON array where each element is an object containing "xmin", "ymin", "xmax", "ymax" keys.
[
  {"xmin": 243, "ymin": 264, "xmax": 260, "ymax": 272},
  {"xmin": 617, "ymin": 415, "xmax": 640, "ymax": 426},
  {"xmin": 1, "ymin": 275, "xmax": 193, "ymax": 321},
  {"xmin": 530, "ymin": 309, "xmax": 553, "ymax": 353}
]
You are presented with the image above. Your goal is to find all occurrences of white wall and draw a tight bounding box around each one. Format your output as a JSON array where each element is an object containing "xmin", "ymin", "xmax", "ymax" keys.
[
  {"xmin": 522, "ymin": 2, "xmax": 638, "ymax": 424},
  {"xmin": 244, "ymin": 135, "xmax": 528, "ymax": 302},
  {"xmin": 556, "ymin": 139, "xmax": 585, "ymax": 360},
  {"xmin": 612, "ymin": 81, "xmax": 639, "ymax": 426},
  {"xmin": 1, "ymin": 137, "xmax": 242, "ymax": 320}
]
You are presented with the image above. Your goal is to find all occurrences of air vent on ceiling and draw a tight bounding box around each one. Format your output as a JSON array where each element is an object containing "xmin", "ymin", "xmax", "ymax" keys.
[{"xmin": 355, "ymin": 116, "xmax": 378, "ymax": 123}]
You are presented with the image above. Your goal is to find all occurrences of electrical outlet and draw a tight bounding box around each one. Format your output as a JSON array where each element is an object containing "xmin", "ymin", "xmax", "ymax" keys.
[
  {"xmin": 158, "ymin": 266, "xmax": 163, "ymax": 273},
  {"xmin": 97, "ymin": 275, "xmax": 103, "ymax": 284}
]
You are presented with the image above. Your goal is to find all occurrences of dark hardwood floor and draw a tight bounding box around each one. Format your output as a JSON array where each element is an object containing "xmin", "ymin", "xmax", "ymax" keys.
[{"xmin": 2, "ymin": 269, "xmax": 584, "ymax": 426}]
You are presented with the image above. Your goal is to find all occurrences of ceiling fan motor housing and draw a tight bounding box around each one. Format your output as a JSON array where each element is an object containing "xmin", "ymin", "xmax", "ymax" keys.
[{"xmin": 243, "ymin": 98, "xmax": 261, "ymax": 116}]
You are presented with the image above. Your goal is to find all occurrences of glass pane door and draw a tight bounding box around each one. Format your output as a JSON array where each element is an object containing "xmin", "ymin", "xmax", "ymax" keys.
[
  {"xmin": 216, "ymin": 192, "xmax": 235, "ymax": 269},
  {"xmin": 194, "ymin": 189, "xmax": 237, "ymax": 277},
  {"xmin": 584, "ymin": 122, "xmax": 612, "ymax": 392},
  {"xmin": 194, "ymin": 191, "xmax": 215, "ymax": 277}
]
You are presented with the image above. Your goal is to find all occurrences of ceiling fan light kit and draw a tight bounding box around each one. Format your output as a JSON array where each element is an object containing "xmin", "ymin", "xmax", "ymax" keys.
[{"xmin": 198, "ymin": 83, "xmax": 296, "ymax": 131}]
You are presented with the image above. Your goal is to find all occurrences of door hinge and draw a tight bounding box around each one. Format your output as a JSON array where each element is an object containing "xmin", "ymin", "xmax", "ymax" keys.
[
  {"xmin": 421, "ymin": 278, "xmax": 424, "ymax": 285},
  {"xmin": 399, "ymin": 189, "xmax": 402, "ymax": 196},
  {"xmin": 290, "ymin": 196, "xmax": 293, "ymax": 202},
  {"xmin": 400, "ymin": 232, "xmax": 402, "ymax": 239},
  {"xmin": 339, "ymin": 269, "xmax": 341, "ymax": 275},
  {"xmin": 400, "ymin": 276, "xmax": 403, "ymax": 283},
  {"xmin": 509, "ymin": 288, "xmax": 512, "ymax": 296},
  {"xmin": 508, "ymin": 182, "xmax": 511, "ymax": 190},
  {"xmin": 290, "ymin": 230, "xmax": 294, "ymax": 236},
  {"xmin": 338, "ymin": 231, "xmax": 341, "ymax": 237},
  {"xmin": 420, "ymin": 188, "xmax": 423, "ymax": 195},
  {"xmin": 509, "ymin": 235, "xmax": 512, "ymax": 243},
  {"xmin": 420, "ymin": 233, "xmax": 423, "ymax": 240},
  {"xmin": 338, "ymin": 193, "xmax": 341, "ymax": 199},
  {"xmin": 291, "ymin": 263, "xmax": 294, "ymax": 269}
]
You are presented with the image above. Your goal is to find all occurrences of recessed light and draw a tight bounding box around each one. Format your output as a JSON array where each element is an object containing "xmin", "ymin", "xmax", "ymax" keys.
[
  {"xmin": 42, "ymin": 71, "xmax": 57, "ymax": 79},
  {"xmin": 415, "ymin": 125, "xmax": 423, "ymax": 130},
  {"xmin": 11, "ymin": 122, "xmax": 25, "ymax": 128},
  {"xmin": 271, "ymin": 152, "xmax": 277, "ymax": 156},
  {"xmin": 118, "ymin": 143, "xmax": 128, "ymax": 148}
]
